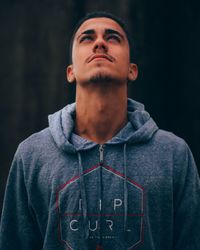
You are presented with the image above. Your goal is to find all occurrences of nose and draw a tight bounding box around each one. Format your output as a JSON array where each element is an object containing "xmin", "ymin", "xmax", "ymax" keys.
[{"xmin": 93, "ymin": 37, "xmax": 108, "ymax": 53}]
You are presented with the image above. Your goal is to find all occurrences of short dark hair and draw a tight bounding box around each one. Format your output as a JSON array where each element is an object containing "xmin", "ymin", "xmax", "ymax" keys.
[{"xmin": 69, "ymin": 11, "xmax": 134, "ymax": 63}]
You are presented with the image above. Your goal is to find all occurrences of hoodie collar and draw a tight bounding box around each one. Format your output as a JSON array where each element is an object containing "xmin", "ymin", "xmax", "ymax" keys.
[{"xmin": 48, "ymin": 98, "xmax": 158, "ymax": 153}]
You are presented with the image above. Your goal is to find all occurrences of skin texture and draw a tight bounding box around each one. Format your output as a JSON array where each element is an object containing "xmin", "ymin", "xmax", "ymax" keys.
[{"xmin": 67, "ymin": 17, "xmax": 138, "ymax": 144}]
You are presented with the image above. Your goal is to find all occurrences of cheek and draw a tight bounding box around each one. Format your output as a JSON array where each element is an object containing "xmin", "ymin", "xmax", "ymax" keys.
[
  {"xmin": 114, "ymin": 48, "xmax": 130, "ymax": 64},
  {"xmin": 122, "ymin": 49, "xmax": 130, "ymax": 62},
  {"xmin": 72, "ymin": 56, "xmax": 84, "ymax": 75},
  {"xmin": 72, "ymin": 50, "xmax": 87, "ymax": 69}
]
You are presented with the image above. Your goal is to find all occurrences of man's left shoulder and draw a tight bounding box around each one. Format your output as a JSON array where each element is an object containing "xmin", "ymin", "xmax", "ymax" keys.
[{"xmin": 152, "ymin": 128, "xmax": 189, "ymax": 152}]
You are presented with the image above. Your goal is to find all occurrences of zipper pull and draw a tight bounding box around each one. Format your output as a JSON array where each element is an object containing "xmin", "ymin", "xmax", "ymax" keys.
[{"xmin": 99, "ymin": 145, "xmax": 104, "ymax": 166}]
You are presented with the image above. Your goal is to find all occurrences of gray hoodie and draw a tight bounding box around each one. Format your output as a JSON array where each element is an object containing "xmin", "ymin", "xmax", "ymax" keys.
[{"xmin": 0, "ymin": 98, "xmax": 200, "ymax": 250}]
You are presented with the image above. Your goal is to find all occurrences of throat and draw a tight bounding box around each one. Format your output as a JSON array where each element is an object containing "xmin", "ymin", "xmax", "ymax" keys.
[
  {"xmin": 75, "ymin": 101, "xmax": 127, "ymax": 144},
  {"xmin": 75, "ymin": 84, "xmax": 128, "ymax": 144}
]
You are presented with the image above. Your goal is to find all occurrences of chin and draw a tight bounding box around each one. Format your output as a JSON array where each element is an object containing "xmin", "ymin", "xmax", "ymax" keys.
[{"xmin": 88, "ymin": 73, "xmax": 115, "ymax": 84}]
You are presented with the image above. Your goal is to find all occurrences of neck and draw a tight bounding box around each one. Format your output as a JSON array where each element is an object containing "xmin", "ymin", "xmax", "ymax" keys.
[{"xmin": 75, "ymin": 82, "xmax": 128, "ymax": 144}]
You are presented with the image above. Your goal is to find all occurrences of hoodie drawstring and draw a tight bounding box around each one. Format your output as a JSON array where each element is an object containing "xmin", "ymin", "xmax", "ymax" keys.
[
  {"xmin": 123, "ymin": 143, "xmax": 128, "ymax": 237},
  {"xmin": 77, "ymin": 152, "xmax": 89, "ymax": 240}
]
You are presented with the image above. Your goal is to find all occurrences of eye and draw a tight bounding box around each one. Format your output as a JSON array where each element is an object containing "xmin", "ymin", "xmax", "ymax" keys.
[
  {"xmin": 107, "ymin": 35, "xmax": 121, "ymax": 43},
  {"xmin": 80, "ymin": 35, "xmax": 93, "ymax": 43}
]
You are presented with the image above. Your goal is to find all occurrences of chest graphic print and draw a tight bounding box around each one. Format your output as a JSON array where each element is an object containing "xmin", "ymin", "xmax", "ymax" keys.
[{"xmin": 56, "ymin": 164, "xmax": 144, "ymax": 250}]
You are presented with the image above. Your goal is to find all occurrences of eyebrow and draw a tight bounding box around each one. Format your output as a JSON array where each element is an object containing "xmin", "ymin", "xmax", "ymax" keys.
[{"xmin": 76, "ymin": 28, "xmax": 125, "ymax": 40}]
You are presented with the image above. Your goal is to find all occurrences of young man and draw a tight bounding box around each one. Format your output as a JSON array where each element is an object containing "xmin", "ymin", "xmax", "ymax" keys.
[{"xmin": 0, "ymin": 12, "xmax": 200, "ymax": 250}]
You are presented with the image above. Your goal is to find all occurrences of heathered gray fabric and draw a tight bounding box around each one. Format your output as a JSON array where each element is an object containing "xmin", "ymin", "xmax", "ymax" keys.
[{"xmin": 0, "ymin": 98, "xmax": 200, "ymax": 250}]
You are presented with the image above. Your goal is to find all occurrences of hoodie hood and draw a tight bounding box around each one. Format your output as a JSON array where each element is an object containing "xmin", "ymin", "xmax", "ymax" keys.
[{"xmin": 48, "ymin": 98, "xmax": 158, "ymax": 152}]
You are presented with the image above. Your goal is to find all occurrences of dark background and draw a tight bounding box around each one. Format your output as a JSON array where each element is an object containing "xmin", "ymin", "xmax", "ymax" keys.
[{"xmin": 0, "ymin": 0, "xmax": 200, "ymax": 214}]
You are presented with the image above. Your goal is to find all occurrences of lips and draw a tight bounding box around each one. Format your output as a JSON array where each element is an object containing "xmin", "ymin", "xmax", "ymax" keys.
[{"xmin": 87, "ymin": 54, "xmax": 114, "ymax": 63}]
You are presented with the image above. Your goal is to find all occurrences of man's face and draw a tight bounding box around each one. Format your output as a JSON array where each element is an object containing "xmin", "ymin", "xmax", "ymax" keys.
[{"xmin": 67, "ymin": 17, "xmax": 137, "ymax": 85}]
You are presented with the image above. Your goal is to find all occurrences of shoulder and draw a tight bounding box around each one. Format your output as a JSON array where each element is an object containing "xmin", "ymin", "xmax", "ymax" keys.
[
  {"xmin": 146, "ymin": 128, "xmax": 193, "ymax": 164},
  {"xmin": 151, "ymin": 130, "xmax": 198, "ymax": 179},
  {"xmin": 16, "ymin": 127, "xmax": 55, "ymax": 160},
  {"xmin": 152, "ymin": 129, "xmax": 189, "ymax": 152}
]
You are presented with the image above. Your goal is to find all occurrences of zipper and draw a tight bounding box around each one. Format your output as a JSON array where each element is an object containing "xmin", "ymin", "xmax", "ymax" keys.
[
  {"xmin": 98, "ymin": 144, "xmax": 104, "ymax": 245},
  {"xmin": 99, "ymin": 144, "xmax": 104, "ymax": 166}
]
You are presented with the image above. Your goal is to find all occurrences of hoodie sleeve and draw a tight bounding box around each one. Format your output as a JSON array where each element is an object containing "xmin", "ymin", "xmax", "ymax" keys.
[
  {"xmin": 0, "ymin": 148, "xmax": 43, "ymax": 250},
  {"xmin": 173, "ymin": 142, "xmax": 200, "ymax": 250}
]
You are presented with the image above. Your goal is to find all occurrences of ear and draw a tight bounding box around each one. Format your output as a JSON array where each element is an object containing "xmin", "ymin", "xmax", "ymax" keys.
[
  {"xmin": 66, "ymin": 65, "xmax": 76, "ymax": 83},
  {"xmin": 128, "ymin": 63, "xmax": 138, "ymax": 81}
]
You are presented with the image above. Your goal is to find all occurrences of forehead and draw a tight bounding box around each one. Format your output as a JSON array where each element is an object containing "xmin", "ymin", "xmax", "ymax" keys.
[{"xmin": 74, "ymin": 17, "xmax": 127, "ymax": 39}]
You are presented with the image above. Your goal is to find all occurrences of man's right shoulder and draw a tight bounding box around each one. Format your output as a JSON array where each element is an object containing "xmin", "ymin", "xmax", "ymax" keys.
[{"xmin": 16, "ymin": 127, "xmax": 55, "ymax": 158}]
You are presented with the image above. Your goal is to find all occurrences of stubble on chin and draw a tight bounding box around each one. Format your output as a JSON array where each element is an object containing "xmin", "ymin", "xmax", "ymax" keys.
[{"xmin": 88, "ymin": 73, "xmax": 114, "ymax": 84}]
